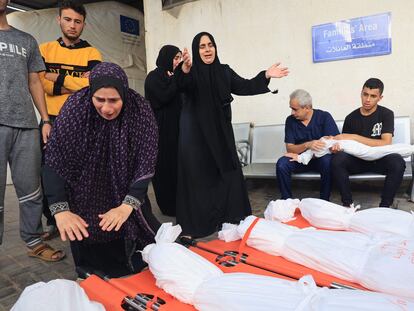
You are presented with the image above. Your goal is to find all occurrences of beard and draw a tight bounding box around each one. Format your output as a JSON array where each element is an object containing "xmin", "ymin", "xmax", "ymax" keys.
[{"xmin": 61, "ymin": 27, "xmax": 83, "ymax": 42}]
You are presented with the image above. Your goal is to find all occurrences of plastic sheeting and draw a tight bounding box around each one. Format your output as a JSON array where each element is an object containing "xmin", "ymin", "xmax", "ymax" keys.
[
  {"xmin": 7, "ymin": 1, "xmax": 146, "ymax": 94},
  {"xmin": 11, "ymin": 279, "xmax": 104, "ymax": 311},
  {"xmin": 219, "ymin": 215, "xmax": 414, "ymax": 299}
]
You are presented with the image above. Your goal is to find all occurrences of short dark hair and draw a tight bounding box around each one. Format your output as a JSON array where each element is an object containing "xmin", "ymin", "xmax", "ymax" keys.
[
  {"xmin": 363, "ymin": 78, "xmax": 384, "ymax": 95},
  {"xmin": 59, "ymin": 1, "xmax": 86, "ymax": 19}
]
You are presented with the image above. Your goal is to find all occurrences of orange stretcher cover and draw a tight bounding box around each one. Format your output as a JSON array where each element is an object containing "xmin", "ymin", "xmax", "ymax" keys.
[
  {"xmin": 81, "ymin": 269, "xmax": 196, "ymax": 311},
  {"xmin": 193, "ymin": 210, "xmax": 366, "ymax": 290},
  {"xmin": 80, "ymin": 246, "xmax": 293, "ymax": 310}
]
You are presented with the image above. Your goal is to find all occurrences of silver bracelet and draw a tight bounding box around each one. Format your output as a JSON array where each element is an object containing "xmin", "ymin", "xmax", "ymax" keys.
[
  {"xmin": 50, "ymin": 201, "xmax": 70, "ymax": 216},
  {"xmin": 123, "ymin": 195, "xmax": 142, "ymax": 210}
]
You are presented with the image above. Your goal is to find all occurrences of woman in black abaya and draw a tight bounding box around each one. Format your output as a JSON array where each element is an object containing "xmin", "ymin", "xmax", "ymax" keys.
[
  {"xmin": 145, "ymin": 45, "xmax": 182, "ymax": 216},
  {"xmin": 175, "ymin": 32, "xmax": 289, "ymax": 238}
]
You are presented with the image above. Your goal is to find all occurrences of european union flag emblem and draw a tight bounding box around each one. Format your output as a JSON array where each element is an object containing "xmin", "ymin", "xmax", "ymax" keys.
[{"xmin": 120, "ymin": 15, "xmax": 139, "ymax": 36}]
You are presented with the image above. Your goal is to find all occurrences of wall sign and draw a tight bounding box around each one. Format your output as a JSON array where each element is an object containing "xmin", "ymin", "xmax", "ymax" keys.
[
  {"xmin": 120, "ymin": 15, "xmax": 140, "ymax": 45},
  {"xmin": 312, "ymin": 12, "xmax": 391, "ymax": 63}
]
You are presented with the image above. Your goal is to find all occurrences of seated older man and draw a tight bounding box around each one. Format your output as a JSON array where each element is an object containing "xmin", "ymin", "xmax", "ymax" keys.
[{"xmin": 276, "ymin": 89, "xmax": 339, "ymax": 201}]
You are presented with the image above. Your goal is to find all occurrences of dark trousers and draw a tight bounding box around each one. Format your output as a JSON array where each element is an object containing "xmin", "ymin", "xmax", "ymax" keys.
[
  {"xmin": 71, "ymin": 199, "xmax": 160, "ymax": 278},
  {"xmin": 331, "ymin": 152, "xmax": 406, "ymax": 207},
  {"xmin": 40, "ymin": 116, "xmax": 56, "ymax": 227},
  {"xmin": 71, "ymin": 238, "xmax": 147, "ymax": 278},
  {"xmin": 276, "ymin": 154, "xmax": 333, "ymax": 201}
]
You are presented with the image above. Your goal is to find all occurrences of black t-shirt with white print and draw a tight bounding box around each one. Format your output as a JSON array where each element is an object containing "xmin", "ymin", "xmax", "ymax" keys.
[{"xmin": 342, "ymin": 105, "xmax": 394, "ymax": 139}]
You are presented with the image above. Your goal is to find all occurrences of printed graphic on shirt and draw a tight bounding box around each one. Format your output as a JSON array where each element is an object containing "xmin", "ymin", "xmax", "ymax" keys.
[
  {"xmin": 45, "ymin": 62, "xmax": 88, "ymax": 77},
  {"xmin": 371, "ymin": 122, "xmax": 382, "ymax": 137},
  {"xmin": 0, "ymin": 41, "xmax": 27, "ymax": 58}
]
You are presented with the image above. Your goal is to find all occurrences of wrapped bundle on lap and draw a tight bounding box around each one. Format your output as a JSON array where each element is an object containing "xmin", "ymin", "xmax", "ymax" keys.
[
  {"xmin": 297, "ymin": 139, "xmax": 414, "ymax": 165},
  {"xmin": 142, "ymin": 223, "xmax": 414, "ymax": 310},
  {"xmin": 220, "ymin": 216, "xmax": 414, "ymax": 299}
]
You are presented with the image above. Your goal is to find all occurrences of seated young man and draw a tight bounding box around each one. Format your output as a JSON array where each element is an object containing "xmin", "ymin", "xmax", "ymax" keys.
[
  {"xmin": 276, "ymin": 89, "xmax": 339, "ymax": 201},
  {"xmin": 331, "ymin": 78, "xmax": 405, "ymax": 208}
]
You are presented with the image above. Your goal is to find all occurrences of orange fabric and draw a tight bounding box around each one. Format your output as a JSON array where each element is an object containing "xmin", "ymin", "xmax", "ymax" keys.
[
  {"xmin": 81, "ymin": 270, "xmax": 196, "ymax": 310},
  {"xmin": 80, "ymin": 275, "xmax": 125, "ymax": 311},
  {"xmin": 195, "ymin": 211, "xmax": 366, "ymax": 290},
  {"xmin": 109, "ymin": 270, "xmax": 196, "ymax": 310},
  {"xmin": 287, "ymin": 209, "xmax": 312, "ymax": 228},
  {"xmin": 236, "ymin": 217, "xmax": 260, "ymax": 262},
  {"xmin": 190, "ymin": 246, "xmax": 293, "ymax": 280}
]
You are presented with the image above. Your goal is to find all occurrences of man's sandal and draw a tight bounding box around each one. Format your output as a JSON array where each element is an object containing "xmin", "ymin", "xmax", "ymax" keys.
[
  {"xmin": 27, "ymin": 243, "xmax": 65, "ymax": 262},
  {"xmin": 40, "ymin": 225, "xmax": 59, "ymax": 241}
]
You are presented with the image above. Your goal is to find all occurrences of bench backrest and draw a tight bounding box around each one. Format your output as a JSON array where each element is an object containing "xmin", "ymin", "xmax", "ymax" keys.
[
  {"xmin": 232, "ymin": 122, "xmax": 251, "ymax": 143},
  {"xmin": 232, "ymin": 122, "xmax": 252, "ymax": 165},
  {"xmin": 250, "ymin": 116, "xmax": 411, "ymax": 164}
]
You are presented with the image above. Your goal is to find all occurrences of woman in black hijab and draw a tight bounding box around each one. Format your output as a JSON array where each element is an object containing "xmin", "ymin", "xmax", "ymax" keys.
[
  {"xmin": 145, "ymin": 45, "xmax": 182, "ymax": 216},
  {"xmin": 174, "ymin": 32, "xmax": 289, "ymax": 238}
]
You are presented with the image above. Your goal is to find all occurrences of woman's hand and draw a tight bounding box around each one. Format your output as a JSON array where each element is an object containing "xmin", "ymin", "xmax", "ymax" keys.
[
  {"xmin": 55, "ymin": 211, "xmax": 89, "ymax": 241},
  {"xmin": 265, "ymin": 62, "xmax": 289, "ymax": 79},
  {"xmin": 98, "ymin": 204, "xmax": 133, "ymax": 232},
  {"xmin": 181, "ymin": 48, "xmax": 192, "ymax": 73}
]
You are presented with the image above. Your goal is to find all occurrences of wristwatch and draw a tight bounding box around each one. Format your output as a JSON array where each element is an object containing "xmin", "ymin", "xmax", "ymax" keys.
[{"xmin": 42, "ymin": 120, "xmax": 52, "ymax": 125}]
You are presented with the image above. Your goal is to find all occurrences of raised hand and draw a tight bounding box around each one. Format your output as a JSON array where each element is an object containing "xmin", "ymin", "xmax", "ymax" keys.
[
  {"xmin": 181, "ymin": 47, "xmax": 192, "ymax": 73},
  {"xmin": 265, "ymin": 62, "xmax": 289, "ymax": 79}
]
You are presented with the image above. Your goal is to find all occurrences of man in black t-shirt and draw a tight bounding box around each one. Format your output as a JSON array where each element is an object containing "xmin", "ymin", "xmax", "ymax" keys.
[{"xmin": 331, "ymin": 78, "xmax": 405, "ymax": 208}]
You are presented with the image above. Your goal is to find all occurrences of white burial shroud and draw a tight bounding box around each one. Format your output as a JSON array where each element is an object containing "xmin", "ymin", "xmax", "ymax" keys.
[
  {"xmin": 219, "ymin": 216, "xmax": 414, "ymax": 299},
  {"xmin": 299, "ymin": 198, "xmax": 414, "ymax": 238},
  {"xmin": 296, "ymin": 139, "xmax": 414, "ymax": 165},
  {"xmin": 143, "ymin": 224, "xmax": 414, "ymax": 310},
  {"xmin": 11, "ymin": 279, "xmax": 104, "ymax": 311},
  {"xmin": 264, "ymin": 198, "xmax": 414, "ymax": 239}
]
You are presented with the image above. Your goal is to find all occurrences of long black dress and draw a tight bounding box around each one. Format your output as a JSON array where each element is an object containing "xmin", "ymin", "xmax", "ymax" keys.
[
  {"xmin": 145, "ymin": 45, "xmax": 182, "ymax": 216},
  {"xmin": 175, "ymin": 32, "xmax": 270, "ymax": 238}
]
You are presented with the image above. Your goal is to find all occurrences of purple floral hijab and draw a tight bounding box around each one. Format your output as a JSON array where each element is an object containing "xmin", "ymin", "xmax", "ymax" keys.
[{"xmin": 45, "ymin": 62, "xmax": 158, "ymax": 244}]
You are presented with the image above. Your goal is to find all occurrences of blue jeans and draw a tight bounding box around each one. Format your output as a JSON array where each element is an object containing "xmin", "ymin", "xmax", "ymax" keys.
[{"xmin": 276, "ymin": 154, "xmax": 333, "ymax": 201}]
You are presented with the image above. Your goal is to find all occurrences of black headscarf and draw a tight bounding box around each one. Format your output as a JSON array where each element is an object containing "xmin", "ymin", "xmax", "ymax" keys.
[
  {"xmin": 45, "ymin": 62, "xmax": 158, "ymax": 244},
  {"xmin": 190, "ymin": 32, "xmax": 238, "ymax": 175},
  {"xmin": 145, "ymin": 45, "xmax": 181, "ymax": 110},
  {"xmin": 156, "ymin": 45, "xmax": 181, "ymax": 72}
]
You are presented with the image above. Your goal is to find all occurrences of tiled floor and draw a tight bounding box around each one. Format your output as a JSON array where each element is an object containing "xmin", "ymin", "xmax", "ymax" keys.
[{"xmin": 1, "ymin": 179, "xmax": 413, "ymax": 310}]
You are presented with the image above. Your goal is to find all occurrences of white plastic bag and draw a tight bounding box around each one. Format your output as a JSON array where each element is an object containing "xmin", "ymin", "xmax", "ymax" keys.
[{"xmin": 11, "ymin": 279, "xmax": 104, "ymax": 311}]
